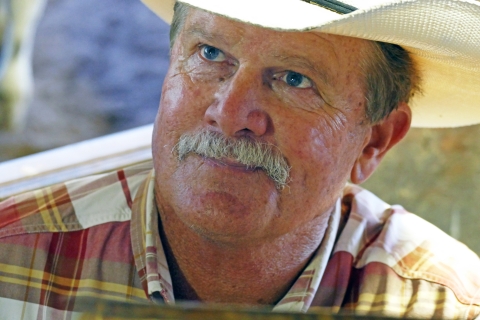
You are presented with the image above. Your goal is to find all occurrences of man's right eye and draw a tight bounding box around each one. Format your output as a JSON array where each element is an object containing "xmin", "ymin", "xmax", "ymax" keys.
[{"xmin": 199, "ymin": 45, "xmax": 226, "ymax": 62}]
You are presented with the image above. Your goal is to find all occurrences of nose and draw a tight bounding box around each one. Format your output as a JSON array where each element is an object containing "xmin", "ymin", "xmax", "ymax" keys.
[{"xmin": 204, "ymin": 67, "xmax": 271, "ymax": 138}]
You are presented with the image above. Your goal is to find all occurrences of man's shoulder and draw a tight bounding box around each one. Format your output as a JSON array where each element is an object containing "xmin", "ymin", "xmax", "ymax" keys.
[
  {"xmin": 336, "ymin": 184, "xmax": 480, "ymax": 310},
  {"xmin": 0, "ymin": 162, "xmax": 152, "ymax": 316},
  {"xmin": 0, "ymin": 161, "xmax": 153, "ymax": 238}
]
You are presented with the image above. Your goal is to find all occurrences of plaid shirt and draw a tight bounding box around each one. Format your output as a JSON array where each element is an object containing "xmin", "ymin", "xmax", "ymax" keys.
[{"xmin": 1, "ymin": 161, "xmax": 479, "ymax": 319}]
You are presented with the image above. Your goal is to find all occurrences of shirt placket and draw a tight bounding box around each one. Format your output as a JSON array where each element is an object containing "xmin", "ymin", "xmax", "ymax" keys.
[{"xmin": 130, "ymin": 169, "xmax": 175, "ymax": 304}]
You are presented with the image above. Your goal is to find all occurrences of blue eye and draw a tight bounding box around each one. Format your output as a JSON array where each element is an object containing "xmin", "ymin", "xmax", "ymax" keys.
[
  {"xmin": 274, "ymin": 71, "xmax": 313, "ymax": 89},
  {"xmin": 284, "ymin": 71, "xmax": 312, "ymax": 88},
  {"xmin": 200, "ymin": 45, "xmax": 226, "ymax": 62}
]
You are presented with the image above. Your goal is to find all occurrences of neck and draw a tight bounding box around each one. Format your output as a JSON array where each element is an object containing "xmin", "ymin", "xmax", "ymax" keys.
[{"xmin": 158, "ymin": 210, "xmax": 330, "ymax": 306}]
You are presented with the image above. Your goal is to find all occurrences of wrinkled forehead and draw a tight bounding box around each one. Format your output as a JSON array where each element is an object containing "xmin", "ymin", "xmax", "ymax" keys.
[{"xmin": 178, "ymin": 6, "xmax": 373, "ymax": 71}]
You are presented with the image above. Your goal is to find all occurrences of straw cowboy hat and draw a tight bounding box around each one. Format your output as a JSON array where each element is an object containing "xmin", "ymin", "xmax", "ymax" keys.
[{"xmin": 141, "ymin": 0, "xmax": 480, "ymax": 128}]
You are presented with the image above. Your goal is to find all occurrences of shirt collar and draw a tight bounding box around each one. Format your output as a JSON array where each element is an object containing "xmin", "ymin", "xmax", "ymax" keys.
[
  {"xmin": 130, "ymin": 169, "xmax": 341, "ymax": 311},
  {"xmin": 130, "ymin": 169, "xmax": 174, "ymax": 303},
  {"xmin": 273, "ymin": 198, "xmax": 341, "ymax": 312}
]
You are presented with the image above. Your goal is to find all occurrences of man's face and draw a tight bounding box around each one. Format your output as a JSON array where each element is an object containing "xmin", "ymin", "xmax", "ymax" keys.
[{"xmin": 153, "ymin": 8, "xmax": 371, "ymax": 244}]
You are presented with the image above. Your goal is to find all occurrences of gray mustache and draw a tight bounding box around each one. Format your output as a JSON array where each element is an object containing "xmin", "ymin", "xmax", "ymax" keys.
[{"xmin": 174, "ymin": 131, "xmax": 290, "ymax": 190}]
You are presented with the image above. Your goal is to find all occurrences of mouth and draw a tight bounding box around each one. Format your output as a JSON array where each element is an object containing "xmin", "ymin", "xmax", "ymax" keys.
[{"xmin": 202, "ymin": 156, "xmax": 261, "ymax": 173}]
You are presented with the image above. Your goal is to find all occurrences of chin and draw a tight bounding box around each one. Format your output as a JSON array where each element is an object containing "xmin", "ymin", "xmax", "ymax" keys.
[
  {"xmin": 155, "ymin": 153, "xmax": 285, "ymax": 243},
  {"xmin": 169, "ymin": 186, "xmax": 286, "ymax": 245}
]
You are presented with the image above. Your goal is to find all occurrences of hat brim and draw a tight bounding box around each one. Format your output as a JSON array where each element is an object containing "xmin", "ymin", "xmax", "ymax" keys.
[{"xmin": 141, "ymin": 0, "xmax": 480, "ymax": 128}]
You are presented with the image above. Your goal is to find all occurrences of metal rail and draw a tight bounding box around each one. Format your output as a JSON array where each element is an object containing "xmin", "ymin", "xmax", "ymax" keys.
[{"xmin": 0, "ymin": 124, "xmax": 154, "ymax": 199}]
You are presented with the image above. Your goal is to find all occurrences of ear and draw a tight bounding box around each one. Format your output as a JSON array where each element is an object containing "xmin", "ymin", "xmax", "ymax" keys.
[{"xmin": 350, "ymin": 102, "xmax": 412, "ymax": 184}]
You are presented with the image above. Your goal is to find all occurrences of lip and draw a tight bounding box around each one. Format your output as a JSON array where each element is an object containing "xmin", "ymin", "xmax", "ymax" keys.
[{"xmin": 203, "ymin": 157, "xmax": 260, "ymax": 173}]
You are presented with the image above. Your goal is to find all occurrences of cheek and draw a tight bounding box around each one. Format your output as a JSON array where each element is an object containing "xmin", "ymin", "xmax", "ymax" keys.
[
  {"xmin": 152, "ymin": 72, "xmax": 205, "ymax": 164},
  {"xmin": 160, "ymin": 75, "xmax": 199, "ymax": 121},
  {"xmin": 280, "ymin": 115, "xmax": 358, "ymax": 193},
  {"xmin": 282, "ymin": 116, "xmax": 343, "ymax": 165},
  {"xmin": 155, "ymin": 68, "xmax": 215, "ymax": 138}
]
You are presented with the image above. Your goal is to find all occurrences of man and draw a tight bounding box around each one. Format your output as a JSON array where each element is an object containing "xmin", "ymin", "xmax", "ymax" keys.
[{"xmin": 1, "ymin": 0, "xmax": 480, "ymax": 319}]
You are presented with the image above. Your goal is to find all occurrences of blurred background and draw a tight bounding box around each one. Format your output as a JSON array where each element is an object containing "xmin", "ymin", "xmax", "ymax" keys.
[
  {"xmin": 1, "ymin": 0, "xmax": 479, "ymax": 255},
  {"xmin": 0, "ymin": 0, "xmax": 169, "ymax": 159}
]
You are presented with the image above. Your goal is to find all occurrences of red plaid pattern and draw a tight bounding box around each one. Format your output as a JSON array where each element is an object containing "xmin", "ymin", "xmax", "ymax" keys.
[{"xmin": 0, "ymin": 161, "xmax": 479, "ymax": 319}]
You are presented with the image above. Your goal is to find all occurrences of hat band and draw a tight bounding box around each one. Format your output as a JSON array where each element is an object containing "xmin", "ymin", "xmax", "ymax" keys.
[{"xmin": 301, "ymin": 0, "xmax": 357, "ymax": 14}]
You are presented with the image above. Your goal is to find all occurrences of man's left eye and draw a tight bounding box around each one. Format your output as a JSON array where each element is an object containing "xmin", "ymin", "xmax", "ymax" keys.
[
  {"xmin": 275, "ymin": 71, "xmax": 313, "ymax": 89},
  {"xmin": 199, "ymin": 45, "xmax": 227, "ymax": 62}
]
